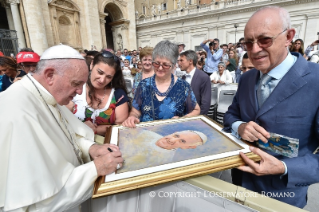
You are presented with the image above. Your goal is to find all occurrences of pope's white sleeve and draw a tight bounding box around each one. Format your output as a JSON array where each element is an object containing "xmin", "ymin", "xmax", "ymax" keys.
[
  {"xmin": 32, "ymin": 161, "xmax": 97, "ymax": 212},
  {"xmin": 3, "ymin": 162, "xmax": 97, "ymax": 212},
  {"xmin": 76, "ymin": 135, "xmax": 95, "ymax": 163}
]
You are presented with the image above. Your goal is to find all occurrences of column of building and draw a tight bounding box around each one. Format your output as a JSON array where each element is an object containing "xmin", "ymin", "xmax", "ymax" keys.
[
  {"xmin": 7, "ymin": 0, "xmax": 26, "ymax": 49},
  {"xmin": 22, "ymin": 0, "xmax": 48, "ymax": 54}
]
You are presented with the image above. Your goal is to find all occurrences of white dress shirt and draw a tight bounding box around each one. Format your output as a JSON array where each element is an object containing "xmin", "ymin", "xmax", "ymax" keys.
[{"xmin": 185, "ymin": 67, "xmax": 196, "ymax": 84}]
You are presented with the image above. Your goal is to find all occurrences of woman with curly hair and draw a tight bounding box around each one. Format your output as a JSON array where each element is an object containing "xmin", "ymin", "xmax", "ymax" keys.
[{"xmin": 71, "ymin": 52, "xmax": 129, "ymax": 135}]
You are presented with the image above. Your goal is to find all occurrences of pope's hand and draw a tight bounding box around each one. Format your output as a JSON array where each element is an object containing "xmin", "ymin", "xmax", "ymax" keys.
[
  {"xmin": 122, "ymin": 116, "xmax": 140, "ymax": 128},
  {"xmin": 238, "ymin": 146, "xmax": 285, "ymax": 176},
  {"xmin": 94, "ymin": 150, "xmax": 123, "ymax": 176},
  {"xmin": 89, "ymin": 144, "xmax": 120, "ymax": 160},
  {"xmin": 238, "ymin": 121, "xmax": 270, "ymax": 143}
]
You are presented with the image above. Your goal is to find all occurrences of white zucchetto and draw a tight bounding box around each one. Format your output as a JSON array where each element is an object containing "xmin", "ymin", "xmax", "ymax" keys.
[{"xmin": 40, "ymin": 44, "xmax": 84, "ymax": 60}]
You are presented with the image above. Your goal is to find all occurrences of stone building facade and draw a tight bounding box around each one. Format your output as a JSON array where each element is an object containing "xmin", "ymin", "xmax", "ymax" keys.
[
  {"xmin": 0, "ymin": 0, "xmax": 318, "ymax": 55},
  {"xmin": 0, "ymin": 0, "xmax": 137, "ymax": 55},
  {"xmin": 135, "ymin": 0, "xmax": 319, "ymax": 50}
]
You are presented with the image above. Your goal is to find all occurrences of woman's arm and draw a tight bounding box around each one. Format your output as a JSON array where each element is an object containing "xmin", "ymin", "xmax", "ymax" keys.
[
  {"xmin": 115, "ymin": 102, "xmax": 129, "ymax": 124},
  {"xmin": 184, "ymin": 103, "xmax": 200, "ymax": 117}
]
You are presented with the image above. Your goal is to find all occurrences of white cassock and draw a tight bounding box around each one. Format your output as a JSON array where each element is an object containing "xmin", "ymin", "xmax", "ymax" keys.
[{"xmin": 0, "ymin": 75, "xmax": 97, "ymax": 212}]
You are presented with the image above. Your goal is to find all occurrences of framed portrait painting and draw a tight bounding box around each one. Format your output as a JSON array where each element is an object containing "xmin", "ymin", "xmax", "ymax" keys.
[{"xmin": 93, "ymin": 116, "xmax": 259, "ymax": 198}]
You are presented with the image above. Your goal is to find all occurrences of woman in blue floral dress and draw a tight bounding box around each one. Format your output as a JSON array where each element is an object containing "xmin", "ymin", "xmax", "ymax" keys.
[{"xmin": 122, "ymin": 40, "xmax": 200, "ymax": 127}]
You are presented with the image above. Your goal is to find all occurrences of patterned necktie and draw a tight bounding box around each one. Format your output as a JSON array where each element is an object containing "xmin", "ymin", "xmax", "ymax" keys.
[{"xmin": 257, "ymin": 74, "xmax": 273, "ymax": 109}]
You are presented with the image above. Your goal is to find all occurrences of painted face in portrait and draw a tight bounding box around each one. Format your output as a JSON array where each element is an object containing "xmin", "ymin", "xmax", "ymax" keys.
[
  {"xmin": 155, "ymin": 131, "xmax": 206, "ymax": 150},
  {"xmin": 90, "ymin": 61, "xmax": 115, "ymax": 90}
]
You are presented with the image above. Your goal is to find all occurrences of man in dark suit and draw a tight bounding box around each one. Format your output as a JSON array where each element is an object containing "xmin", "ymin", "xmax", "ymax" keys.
[
  {"xmin": 178, "ymin": 50, "xmax": 211, "ymax": 115},
  {"xmin": 224, "ymin": 6, "xmax": 319, "ymax": 208}
]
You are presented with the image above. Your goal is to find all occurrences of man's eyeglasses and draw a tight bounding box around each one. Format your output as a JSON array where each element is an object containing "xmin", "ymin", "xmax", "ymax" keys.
[
  {"xmin": 152, "ymin": 61, "xmax": 172, "ymax": 70},
  {"xmin": 243, "ymin": 29, "xmax": 287, "ymax": 51},
  {"xmin": 102, "ymin": 51, "xmax": 120, "ymax": 63}
]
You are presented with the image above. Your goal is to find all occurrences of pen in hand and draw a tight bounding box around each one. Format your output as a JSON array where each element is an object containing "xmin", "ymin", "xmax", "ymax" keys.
[{"xmin": 107, "ymin": 147, "xmax": 113, "ymax": 152}]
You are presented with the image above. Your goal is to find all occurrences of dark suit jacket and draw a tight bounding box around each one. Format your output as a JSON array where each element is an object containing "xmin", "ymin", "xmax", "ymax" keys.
[
  {"xmin": 224, "ymin": 53, "xmax": 319, "ymax": 208},
  {"xmin": 190, "ymin": 69, "xmax": 211, "ymax": 115}
]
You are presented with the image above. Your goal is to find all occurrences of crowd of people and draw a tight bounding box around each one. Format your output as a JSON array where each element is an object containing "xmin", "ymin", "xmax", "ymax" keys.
[{"xmin": 0, "ymin": 5, "xmax": 319, "ymax": 211}]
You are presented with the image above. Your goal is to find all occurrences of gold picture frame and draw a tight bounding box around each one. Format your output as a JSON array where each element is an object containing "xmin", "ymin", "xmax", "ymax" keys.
[{"xmin": 93, "ymin": 116, "xmax": 260, "ymax": 198}]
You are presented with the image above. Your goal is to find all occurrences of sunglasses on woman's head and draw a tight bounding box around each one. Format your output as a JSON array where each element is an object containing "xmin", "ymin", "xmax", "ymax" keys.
[{"xmin": 101, "ymin": 51, "xmax": 120, "ymax": 62}]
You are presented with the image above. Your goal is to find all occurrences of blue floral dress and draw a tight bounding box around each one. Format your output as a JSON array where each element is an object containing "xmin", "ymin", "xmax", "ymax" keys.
[
  {"xmin": 132, "ymin": 77, "xmax": 197, "ymax": 122},
  {"xmin": 132, "ymin": 72, "xmax": 142, "ymax": 96}
]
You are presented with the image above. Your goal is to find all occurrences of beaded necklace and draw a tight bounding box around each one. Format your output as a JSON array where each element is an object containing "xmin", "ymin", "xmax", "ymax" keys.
[{"xmin": 151, "ymin": 74, "xmax": 174, "ymax": 97}]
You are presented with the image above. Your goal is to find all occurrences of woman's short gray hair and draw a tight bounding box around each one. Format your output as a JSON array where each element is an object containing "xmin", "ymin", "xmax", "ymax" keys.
[
  {"xmin": 218, "ymin": 62, "xmax": 226, "ymax": 67},
  {"xmin": 152, "ymin": 40, "xmax": 179, "ymax": 65}
]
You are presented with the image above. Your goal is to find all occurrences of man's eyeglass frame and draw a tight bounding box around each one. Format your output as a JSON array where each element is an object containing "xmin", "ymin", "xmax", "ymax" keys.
[{"xmin": 243, "ymin": 29, "xmax": 288, "ymax": 51}]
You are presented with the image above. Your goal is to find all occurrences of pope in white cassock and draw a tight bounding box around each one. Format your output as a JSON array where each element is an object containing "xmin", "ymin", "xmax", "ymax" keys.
[{"xmin": 0, "ymin": 45, "xmax": 123, "ymax": 212}]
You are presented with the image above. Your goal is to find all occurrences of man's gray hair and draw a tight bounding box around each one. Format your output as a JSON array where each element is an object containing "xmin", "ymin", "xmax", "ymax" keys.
[
  {"xmin": 34, "ymin": 59, "xmax": 75, "ymax": 76},
  {"xmin": 253, "ymin": 6, "xmax": 291, "ymax": 30},
  {"xmin": 180, "ymin": 50, "xmax": 198, "ymax": 67},
  {"xmin": 153, "ymin": 40, "xmax": 179, "ymax": 65}
]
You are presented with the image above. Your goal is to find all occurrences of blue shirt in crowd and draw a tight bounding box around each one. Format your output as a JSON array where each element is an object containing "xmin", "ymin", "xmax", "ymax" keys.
[{"xmin": 200, "ymin": 43, "xmax": 223, "ymax": 73}]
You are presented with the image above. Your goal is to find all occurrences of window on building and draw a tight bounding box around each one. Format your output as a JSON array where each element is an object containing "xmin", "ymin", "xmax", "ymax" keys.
[{"xmin": 162, "ymin": 3, "xmax": 167, "ymax": 11}]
